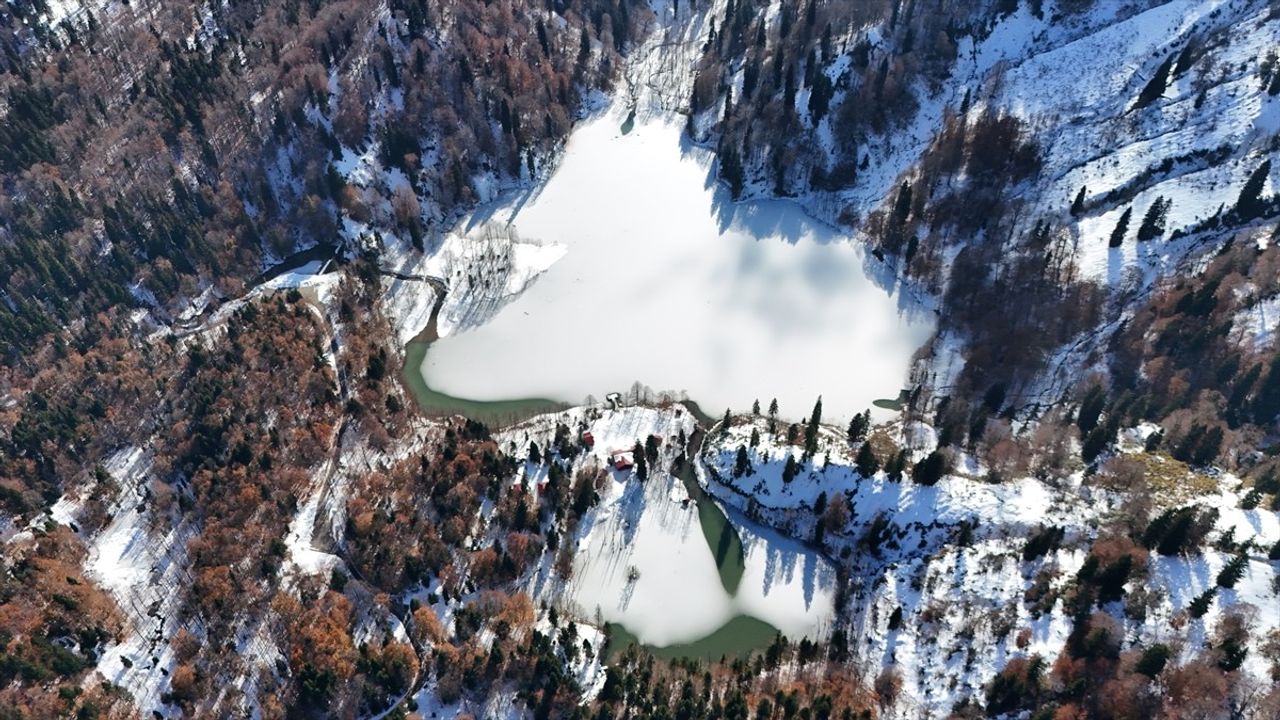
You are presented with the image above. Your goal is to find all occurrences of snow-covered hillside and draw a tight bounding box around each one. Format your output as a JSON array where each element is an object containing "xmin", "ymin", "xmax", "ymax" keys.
[{"xmin": 703, "ymin": 414, "xmax": 1280, "ymax": 717}]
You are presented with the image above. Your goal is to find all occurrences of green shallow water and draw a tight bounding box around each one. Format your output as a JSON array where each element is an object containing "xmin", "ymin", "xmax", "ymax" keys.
[
  {"xmin": 402, "ymin": 340, "xmax": 565, "ymax": 427},
  {"xmin": 605, "ymin": 615, "xmax": 779, "ymax": 662},
  {"xmin": 601, "ymin": 456, "xmax": 782, "ymax": 662}
]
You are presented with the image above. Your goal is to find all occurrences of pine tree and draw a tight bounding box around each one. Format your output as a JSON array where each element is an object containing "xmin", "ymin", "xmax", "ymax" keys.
[
  {"xmin": 1108, "ymin": 207, "xmax": 1132, "ymax": 248},
  {"xmin": 734, "ymin": 445, "xmax": 752, "ymax": 478},
  {"xmin": 1252, "ymin": 353, "xmax": 1280, "ymax": 424},
  {"xmin": 1081, "ymin": 426, "xmax": 1110, "ymax": 464},
  {"xmin": 752, "ymin": 398, "xmax": 760, "ymax": 415},
  {"xmin": 749, "ymin": 427, "xmax": 760, "ymax": 448},
  {"xmin": 912, "ymin": 450, "xmax": 948, "ymax": 486},
  {"xmin": 1134, "ymin": 55, "xmax": 1173, "ymax": 109},
  {"xmin": 804, "ymin": 396, "xmax": 823, "ymax": 456},
  {"xmin": 782, "ymin": 454, "xmax": 799, "ymax": 484},
  {"xmin": 886, "ymin": 449, "xmax": 908, "ymax": 482},
  {"xmin": 1135, "ymin": 644, "xmax": 1171, "ymax": 677},
  {"xmin": 855, "ymin": 442, "xmax": 880, "ymax": 478},
  {"xmin": 1188, "ymin": 587, "xmax": 1216, "ymax": 618},
  {"xmin": 633, "ymin": 441, "xmax": 648, "ymax": 481},
  {"xmin": 893, "ymin": 181, "xmax": 913, "ymax": 224},
  {"xmin": 718, "ymin": 139, "xmax": 745, "ymax": 198},
  {"xmin": 645, "ymin": 434, "xmax": 660, "ymax": 463},
  {"xmin": 1235, "ymin": 159, "xmax": 1272, "ymax": 220},
  {"xmin": 528, "ymin": 441, "xmax": 542, "ymax": 465},
  {"xmin": 1240, "ymin": 488, "xmax": 1263, "ymax": 510},
  {"xmin": 1191, "ymin": 425, "xmax": 1224, "ymax": 467},
  {"xmin": 1070, "ymin": 185, "xmax": 1087, "ymax": 216},
  {"xmin": 847, "ymin": 411, "xmax": 869, "ymax": 443},
  {"xmin": 808, "ymin": 72, "xmax": 834, "ymax": 122},
  {"xmin": 1136, "ymin": 196, "xmax": 1170, "ymax": 241},
  {"xmin": 721, "ymin": 408, "xmax": 732, "ymax": 435},
  {"xmin": 1216, "ymin": 554, "xmax": 1248, "ymax": 589},
  {"xmin": 769, "ymin": 398, "xmax": 779, "ymax": 418},
  {"xmin": 1076, "ymin": 385, "xmax": 1107, "ymax": 433},
  {"xmin": 577, "ymin": 27, "xmax": 591, "ymax": 66}
]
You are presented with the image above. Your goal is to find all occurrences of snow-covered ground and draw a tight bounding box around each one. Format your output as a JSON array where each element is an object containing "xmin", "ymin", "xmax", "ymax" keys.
[
  {"xmin": 81, "ymin": 446, "xmax": 191, "ymax": 718},
  {"xmin": 508, "ymin": 405, "xmax": 837, "ymax": 648},
  {"xmin": 702, "ymin": 415, "xmax": 1280, "ymax": 717}
]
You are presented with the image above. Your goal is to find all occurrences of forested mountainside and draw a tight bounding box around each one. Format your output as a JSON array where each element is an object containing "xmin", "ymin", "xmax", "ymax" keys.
[{"xmin": 1, "ymin": 0, "xmax": 1279, "ymax": 719}]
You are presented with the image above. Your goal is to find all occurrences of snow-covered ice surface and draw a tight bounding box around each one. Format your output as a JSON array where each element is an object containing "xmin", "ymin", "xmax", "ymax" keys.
[{"xmin": 420, "ymin": 104, "xmax": 933, "ymax": 421}]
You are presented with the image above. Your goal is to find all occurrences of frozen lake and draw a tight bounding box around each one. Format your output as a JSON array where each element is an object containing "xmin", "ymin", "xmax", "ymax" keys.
[{"xmin": 420, "ymin": 105, "xmax": 934, "ymax": 422}]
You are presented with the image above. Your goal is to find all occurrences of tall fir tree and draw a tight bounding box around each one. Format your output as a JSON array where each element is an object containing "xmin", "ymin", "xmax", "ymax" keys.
[
  {"xmin": 1108, "ymin": 207, "xmax": 1132, "ymax": 248},
  {"xmin": 782, "ymin": 454, "xmax": 799, "ymax": 484},
  {"xmin": 1136, "ymin": 196, "xmax": 1170, "ymax": 241},
  {"xmin": 633, "ymin": 440, "xmax": 648, "ymax": 481},
  {"xmin": 1070, "ymin": 185, "xmax": 1087, "ymax": 216},
  {"xmin": 804, "ymin": 396, "xmax": 823, "ymax": 455},
  {"xmin": 1236, "ymin": 159, "xmax": 1272, "ymax": 220},
  {"xmin": 855, "ymin": 442, "xmax": 880, "ymax": 477}
]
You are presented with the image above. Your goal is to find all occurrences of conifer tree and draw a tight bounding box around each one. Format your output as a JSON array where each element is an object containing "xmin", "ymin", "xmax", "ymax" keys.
[
  {"xmin": 721, "ymin": 408, "xmax": 732, "ymax": 435},
  {"xmin": 1135, "ymin": 644, "xmax": 1171, "ymax": 677},
  {"xmin": 1070, "ymin": 185, "xmax": 1087, "ymax": 216},
  {"xmin": 1188, "ymin": 587, "xmax": 1216, "ymax": 618},
  {"xmin": 734, "ymin": 445, "xmax": 752, "ymax": 478},
  {"xmin": 1135, "ymin": 55, "xmax": 1173, "ymax": 109},
  {"xmin": 633, "ymin": 440, "xmax": 648, "ymax": 481},
  {"xmin": 1077, "ymin": 385, "xmax": 1107, "ymax": 433},
  {"xmin": 1235, "ymin": 159, "xmax": 1272, "ymax": 220},
  {"xmin": 886, "ymin": 449, "xmax": 908, "ymax": 482},
  {"xmin": 1108, "ymin": 207, "xmax": 1132, "ymax": 248},
  {"xmin": 804, "ymin": 396, "xmax": 823, "ymax": 456},
  {"xmin": 912, "ymin": 450, "xmax": 948, "ymax": 486},
  {"xmin": 1252, "ymin": 354, "xmax": 1280, "ymax": 424},
  {"xmin": 847, "ymin": 411, "xmax": 869, "ymax": 443},
  {"xmin": 749, "ymin": 427, "xmax": 760, "ymax": 448},
  {"xmin": 855, "ymin": 442, "xmax": 880, "ymax": 477},
  {"xmin": 782, "ymin": 454, "xmax": 799, "ymax": 484},
  {"xmin": 1216, "ymin": 554, "xmax": 1247, "ymax": 589},
  {"xmin": 1136, "ymin": 196, "xmax": 1170, "ymax": 241}
]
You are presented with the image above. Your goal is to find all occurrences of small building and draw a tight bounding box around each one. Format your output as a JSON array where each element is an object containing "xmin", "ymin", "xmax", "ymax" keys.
[{"xmin": 609, "ymin": 450, "xmax": 634, "ymax": 471}]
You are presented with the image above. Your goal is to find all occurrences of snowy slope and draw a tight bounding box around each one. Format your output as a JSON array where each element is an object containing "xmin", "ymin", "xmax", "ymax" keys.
[{"xmin": 703, "ymin": 414, "xmax": 1280, "ymax": 717}]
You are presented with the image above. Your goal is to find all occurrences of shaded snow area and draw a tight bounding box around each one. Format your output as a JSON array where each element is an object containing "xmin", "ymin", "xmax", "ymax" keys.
[
  {"xmin": 703, "ymin": 417, "xmax": 1280, "ymax": 718},
  {"xmin": 504, "ymin": 405, "xmax": 836, "ymax": 648},
  {"xmin": 421, "ymin": 104, "xmax": 933, "ymax": 421},
  {"xmin": 381, "ymin": 223, "xmax": 567, "ymax": 347},
  {"xmin": 81, "ymin": 447, "xmax": 191, "ymax": 718},
  {"xmin": 1235, "ymin": 293, "xmax": 1280, "ymax": 351}
]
